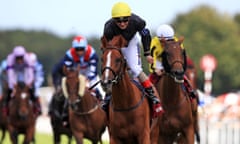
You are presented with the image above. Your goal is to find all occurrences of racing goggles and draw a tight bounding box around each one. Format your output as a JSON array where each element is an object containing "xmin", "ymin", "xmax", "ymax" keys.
[
  {"xmin": 74, "ymin": 47, "xmax": 85, "ymax": 51},
  {"xmin": 114, "ymin": 17, "xmax": 129, "ymax": 23}
]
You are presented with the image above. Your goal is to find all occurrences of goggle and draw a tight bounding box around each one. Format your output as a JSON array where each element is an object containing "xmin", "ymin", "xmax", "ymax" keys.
[
  {"xmin": 75, "ymin": 47, "xmax": 85, "ymax": 51},
  {"xmin": 114, "ymin": 17, "xmax": 129, "ymax": 24},
  {"xmin": 15, "ymin": 56, "xmax": 24, "ymax": 60}
]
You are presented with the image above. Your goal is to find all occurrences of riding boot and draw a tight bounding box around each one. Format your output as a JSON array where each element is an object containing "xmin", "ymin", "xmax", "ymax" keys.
[
  {"xmin": 1, "ymin": 89, "xmax": 11, "ymax": 116},
  {"xmin": 31, "ymin": 96, "xmax": 42, "ymax": 116},
  {"xmin": 141, "ymin": 79, "xmax": 164, "ymax": 118},
  {"xmin": 183, "ymin": 75, "xmax": 197, "ymax": 99},
  {"xmin": 101, "ymin": 94, "xmax": 111, "ymax": 115}
]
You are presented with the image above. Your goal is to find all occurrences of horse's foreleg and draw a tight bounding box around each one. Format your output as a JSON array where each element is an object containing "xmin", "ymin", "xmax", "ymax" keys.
[
  {"xmin": 73, "ymin": 132, "xmax": 84, "ymax": 144},
  {"xmin": 24, "ymin": 127, "xmax": 35, "ymax": 144},
  {"xmin": 183, "ymin": 125, "xmax": 195, "ymax": 144},
  {"xmin": 0, "ymin": 129, "xmax": 6, "ymax": 144},
  {"xmin": 67, "ymin": 135, "xmax": 72, "ymax": 144},
  {"xmin": 9, "ymin": 131, "xmax": 18, "ymax": 144},
  {"xmin": 53, "ymin": 131, "xmax": 61, "ymax": 144},
  {"xmin": 150, "ymin": 118, "xmax": 160, "ymax": 144}
]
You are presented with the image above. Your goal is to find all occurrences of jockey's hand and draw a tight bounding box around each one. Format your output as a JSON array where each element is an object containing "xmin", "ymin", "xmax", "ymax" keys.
[
  {"xmin": 155, "ymin": 69, "xmax": 164, "ymax": 76},
  {"xmin": 146, "ymin": 55, "xmax": 153, "ymax": 64}
]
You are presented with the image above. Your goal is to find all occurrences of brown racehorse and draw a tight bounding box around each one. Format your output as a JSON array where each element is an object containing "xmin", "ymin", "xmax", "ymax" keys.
[
  {"xmin": 63, "ymin": 65, "xmax": 107, "ymax": 144},
  {"xmin": 48, "ymin": 88, "xmax": 73, "ymax": 144},
  {"xmin": 155, "ymin": 37, "xmax": 195, "ymax": 144},
  {"xmin": 185, "ymin": 56, "xmax": 200, "ymax": 144},
  {"xmin": 7, "ymin": 82, "xmax": 37, "ymax": 144},
  {"xmin": 100, "ymin": 35, "xmax": 151, "ymax": 143}
]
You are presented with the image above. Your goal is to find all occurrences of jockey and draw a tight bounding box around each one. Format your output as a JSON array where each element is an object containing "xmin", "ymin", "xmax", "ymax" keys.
[
  {"xmin": 52, "ymin": 35, "xmax": 103, "ymax": 126},
  {"xmin": 28, "ymin": 52, "xmax": 44, "ymax": 115},
  {"xmin": 149, "ymin": 24, "xmax": 197, "ymax": 99},
  {"xmin": 2, "ymin": 46, "xmax": 37, "ymax": 115},
  {"xmin": 52, "ymin": 35, "xmax": 104, "ymax": 100},
  {"xmin": 101, "ymin": 1, "xmax": 163, "ymax": 118}
]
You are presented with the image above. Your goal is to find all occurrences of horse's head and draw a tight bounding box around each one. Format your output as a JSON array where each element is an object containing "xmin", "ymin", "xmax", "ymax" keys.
[
  {"xmin": 100, "ymin": 35, "xmax": 127, "ymax": 93},
  {"xmin": 160, "ymin": 36, "xmax": 187, "ymax": 83},
  {"xmin": 12, "ymin": 82, "xmax": 32, "ymax": 119},
  {"xmin": 63, "ymin": 64, "xmax": 85, "ymax": 110}
]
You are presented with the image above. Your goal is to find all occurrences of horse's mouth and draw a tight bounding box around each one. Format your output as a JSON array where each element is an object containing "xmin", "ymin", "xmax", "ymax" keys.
[
  {"xmin": 100, "ymin": 81, "xmax": 112, "ymax": 93},
  {"xmin": 174, "ymin": 76, "xmax": 184, "ymax": 83}
]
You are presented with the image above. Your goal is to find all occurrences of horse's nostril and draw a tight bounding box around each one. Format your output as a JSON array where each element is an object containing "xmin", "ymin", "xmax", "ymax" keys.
[{"xmin": 174, "ymin": 70, "xmax": 184, "ymax": 76}]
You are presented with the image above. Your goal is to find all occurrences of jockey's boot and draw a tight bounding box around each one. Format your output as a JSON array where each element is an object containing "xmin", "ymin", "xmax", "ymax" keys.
[
  {"xmin": 101, "ymin": 94, "xmax": 111, "ymax": 116},
  {"xmin": 141, "ymin": 78, "xmax": 164, "ymax": 118},
  {"xmin": 33, "ymin": 97, "xmax": 42, "ymax": 116},
  {"xmin": 1, "ymin": 102, "xmax": 8, "ymax": 117},
  {"xmin": 144, "ymin": 86, "xmax": 164, "ymax": 118},
  {"xmin": 183, "ymin": 75, "xmax": 197, "ymax": 99},
  {"xmin": 1, "ymin": 89, "xmax": 12, "ymax": 116}
]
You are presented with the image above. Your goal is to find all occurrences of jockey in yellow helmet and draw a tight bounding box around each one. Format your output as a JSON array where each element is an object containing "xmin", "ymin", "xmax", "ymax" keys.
[{"xmin": 101, "ymin": 2, "xmax": 164, "ymax": 118}]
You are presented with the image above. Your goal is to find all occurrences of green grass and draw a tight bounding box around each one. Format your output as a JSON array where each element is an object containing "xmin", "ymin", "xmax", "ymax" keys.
[{"xmin": 0, "ymin": 131, "xmax": 109, "ymax": 144}]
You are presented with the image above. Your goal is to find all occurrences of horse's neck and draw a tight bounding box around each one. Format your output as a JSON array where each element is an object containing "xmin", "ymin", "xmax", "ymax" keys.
[
  {"xmin": 78, "ymin": 90, "xmax": 96, "ymax": 111},
  {"xmin": 112, "ymin": 73, "xmax": 139, "ymax": 106},
  {"xmin": 160, "ymin": 75, "xmax": 183, "ymax": 102}
]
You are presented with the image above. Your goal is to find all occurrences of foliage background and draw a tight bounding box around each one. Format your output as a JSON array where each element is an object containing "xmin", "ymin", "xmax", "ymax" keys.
[{"xmin": 1, "ymin": 5, "xmax": 240, "ymax": 96}]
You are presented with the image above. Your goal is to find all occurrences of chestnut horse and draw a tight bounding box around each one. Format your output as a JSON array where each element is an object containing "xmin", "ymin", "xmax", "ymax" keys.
[
  {"xmin": 63, "ymin": 65, "xmax": 107, "ymax": 144},
  {"xmin": 48, "ymin": 88, "xmax": 73, "ymax": 144},
  {"xmin": 155, "ymin": 37, "xmax": 195, "ymax": 144},
  {"xmin": 185, "ymin": 57, "xmax": 200, "ymax": 143},
  {"xmin": 7, "ymin": 82, "xmax": 37, "ymax": 144},
  {"xmin": 100, "ymin": 35, "xmax": 151, "ymax": 143}
]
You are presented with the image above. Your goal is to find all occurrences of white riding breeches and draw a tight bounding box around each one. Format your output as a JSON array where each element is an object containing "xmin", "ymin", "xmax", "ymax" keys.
[{"xmin": 121, "ymin": 34, "xmax": 142, "ymax": 78}]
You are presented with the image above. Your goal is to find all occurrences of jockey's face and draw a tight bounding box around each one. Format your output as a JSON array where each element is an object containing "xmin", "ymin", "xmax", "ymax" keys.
[
  {"xmin": 75, "ymin": 49, "xmax": 85, "ymax": 57},
  {"xmin": 15, "ymin": 56, "xmax": 24, "ymax": 64},
  {"xmin": 114, "ymin": 17, "xmax": 129, "ymax": 30}
]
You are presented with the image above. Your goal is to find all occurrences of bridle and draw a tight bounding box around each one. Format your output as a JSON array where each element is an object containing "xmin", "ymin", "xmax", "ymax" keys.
[
  {"xmin": 65, "ymin": 68, "xmax": 99, "ymax": 115},
  {"xmin": 101, "ymin": 47, "xmax": 126, "ymax": 85},
  {"xmin": 161, "ymin": 40, "xmax": 187, "ymax": 83}
]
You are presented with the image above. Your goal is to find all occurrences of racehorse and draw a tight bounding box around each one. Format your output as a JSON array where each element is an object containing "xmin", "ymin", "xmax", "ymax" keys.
[
  {"xmin": 185, "ymin": 56, "xmax": 200, "ymax": 143},
  {"xmin": 63, "ymin": 64, "xmax": 107, "ymax": 144},
  {"xmin": 100, "ymin": 35, "xmax": 152, "ymax": 143},
  {"xmin": 155, "ymin": 37, "xmax": 195, "ymax": 144},
  {"xmin": 48, "ymin": 87, "xmax": 73, "ymax": 144},
  {"xmin": 7, "ymin": 82, "xmax": 37, "ymax": 144}
]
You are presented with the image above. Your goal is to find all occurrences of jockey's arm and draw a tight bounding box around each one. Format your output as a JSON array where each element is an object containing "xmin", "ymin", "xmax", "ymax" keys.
[
  {"xmin": 52, "ymin": 57, "xmax": 66, "ymax": 89},
  {"xmin": 86, "ymin": 54, "xmax": 99, "ymax": 81}
]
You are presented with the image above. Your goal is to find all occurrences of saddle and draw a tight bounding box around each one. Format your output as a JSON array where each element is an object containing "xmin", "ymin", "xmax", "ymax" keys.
[{"xmin": 149, "ymin": 72, "xmax": 198, "ymax": 100}]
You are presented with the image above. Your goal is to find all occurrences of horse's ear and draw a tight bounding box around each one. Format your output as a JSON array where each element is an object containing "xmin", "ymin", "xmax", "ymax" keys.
[
  {"xmin": 160, "ymin": 37, "xmax": 167, "ymax": 47},
  {"xmin": 101, "ymin": 36, "xmax": 107, "ymax": 50},
  {"xmin": 178, "ymin": 36, "xmax": 184, "ymax": 43}
]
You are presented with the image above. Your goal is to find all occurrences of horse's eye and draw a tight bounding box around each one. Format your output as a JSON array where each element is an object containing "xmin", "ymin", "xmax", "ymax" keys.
[{"xmin": 115, "ymin": 58, "xmax": 122, "ymax": 63}]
